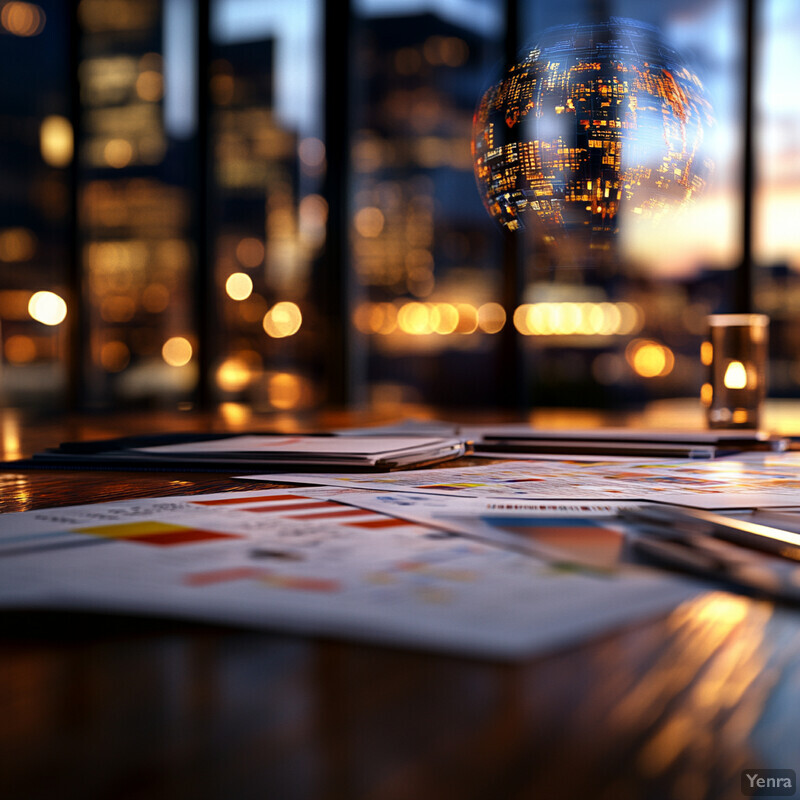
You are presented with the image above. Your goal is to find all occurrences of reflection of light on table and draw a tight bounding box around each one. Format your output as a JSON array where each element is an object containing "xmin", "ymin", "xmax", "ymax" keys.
[
  {"xmin": 611, "ymin": 592, "xmax": 770, "ymax": 779},
  {"xmin": 1, "ymin": 410, "xmax": 21, "ymax": 460}
]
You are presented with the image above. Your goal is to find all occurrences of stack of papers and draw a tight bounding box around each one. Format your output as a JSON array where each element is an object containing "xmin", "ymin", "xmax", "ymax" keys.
[
  {"xmin": 7, "ymin": 425, "xmax": 800, "ymax": 659},
  {"xmin": 465, "ymin": 426, "xmax": 788, "ymax": 459},
  {"xmin": 18, "ymin": 434, "xmax": 468, "ymax": 472}
]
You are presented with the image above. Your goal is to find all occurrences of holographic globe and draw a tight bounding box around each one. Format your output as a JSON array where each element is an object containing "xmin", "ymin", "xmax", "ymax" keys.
[{"xmin": 472, "ymin": 18, "xmax": 714, "ymax": 257}]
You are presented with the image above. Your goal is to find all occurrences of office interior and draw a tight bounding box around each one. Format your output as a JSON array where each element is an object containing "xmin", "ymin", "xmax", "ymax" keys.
[{"xmin": 3, "ymin": 2, "xmax": 800, "ymax": 800}]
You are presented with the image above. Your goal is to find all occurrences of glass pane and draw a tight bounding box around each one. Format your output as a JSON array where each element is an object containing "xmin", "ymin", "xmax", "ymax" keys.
[
  {"xmin": 0, "ymin": 2, "xmax": 71, "ymax": 409},
  {"xmin": 510, "ymin": 0, "xmax": 741, "ymax": 409},
  {"xmin": 78, "ymin": 0, "xmax": 197, "ymax": 407},
  {"xmin": 755, "ymin": 0, "xmax": 800, "ymax": 398},
  {"xmin": 209, "ymin": 0, "xmax": 324, "ymax": 416},
  {"xmin": 351, "ymin": 0, "xmax": 507, "ymax": 409}
]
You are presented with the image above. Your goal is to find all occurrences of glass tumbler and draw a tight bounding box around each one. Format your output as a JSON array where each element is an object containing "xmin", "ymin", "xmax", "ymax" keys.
[{"xmin": 703, "ymin": 314, "xmax": 769, "ymax": 429}]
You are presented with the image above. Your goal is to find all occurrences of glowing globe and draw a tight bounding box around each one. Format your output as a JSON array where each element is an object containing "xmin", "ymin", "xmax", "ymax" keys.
[{"xmin": 472, "ymin": 18, "xmax": 714, "ymax": 256}]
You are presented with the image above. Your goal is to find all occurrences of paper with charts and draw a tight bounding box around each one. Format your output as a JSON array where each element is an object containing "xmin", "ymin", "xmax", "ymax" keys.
[
  {"xmin": 0, "ymin": 487, "xmax": 698, "ymax": 659},
  {"xmin": 254, "ymin": 453, "xmax": 800, "ymax": 509}
]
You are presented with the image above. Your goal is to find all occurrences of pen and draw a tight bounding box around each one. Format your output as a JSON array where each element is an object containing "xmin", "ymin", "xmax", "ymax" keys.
[
  {"xmin": 619, "ymin": 506, "xmax": 800, "ymax": 603},
  {"xmin": 628, "ymin": 527, "xmax": 800, "ymax": 604},
  {"xmin": 619, "ymin": 505, "xmax": 800, "ymax": 562}
]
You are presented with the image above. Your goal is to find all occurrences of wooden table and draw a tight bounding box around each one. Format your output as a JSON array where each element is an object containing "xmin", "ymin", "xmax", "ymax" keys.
[{"xmin": 1, "ymin": 408, "xmax": 799, "ymax": 800}]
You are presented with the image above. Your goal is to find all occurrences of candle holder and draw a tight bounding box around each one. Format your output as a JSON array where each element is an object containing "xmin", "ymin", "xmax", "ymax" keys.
[{"xmin": 703, "ymin": 314, "xmax": 769, "ymax": 429}]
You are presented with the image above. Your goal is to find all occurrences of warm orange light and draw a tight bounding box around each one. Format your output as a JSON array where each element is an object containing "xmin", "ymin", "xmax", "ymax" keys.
[
  {"xmin": 723, "ymin": 360, "xmax": 747, "ymax": 389},
  {"xmin": 136, "ymin": 70, "xmax": 163, "ymax": 102},
  {"xmin": 455, "ymin": 303, "xmax": 478, "ymax": 334},
  {"xmin": 4, "ymin": 335, "xmax": 36, "ymax": 364},
  {"xmin": 298, "ymin": 194, "xmax": 328, "ymax": 246},
  {"xmin": 397, "ymin": 302, "xmax": 431, "ymax": 335},
  {"xmin": 352, "ymin": 302, "xmax": 372, "ymax": 334},
  {"xmin": 40, "ymin": 115, "xmax": 73, "ymax": 167},
  {"xmin": 100, "ymin": 341, "xmax": 130, "ymax": 372},
  {"xmin": 0, "ymin": 228, "xmax": 36, "ymax": 262},
  {"xmin": 512, "ymin": 301, "xmax": 638, "ymax": 336},
  {"xmin": 700, "ymin": 382, "xmax": 713, "ymax": 406},
  {"xmin": 235, "ymin": 237, "xmax": 264, "ymax": 267},
  {"xmin": 513, "ymin": 304, "xmax": 532, "ymax": 335},
  {"xmin": 162, "ymin": 337, "xmax": 193, "ymax": 367},
  {"xmin": 616, "ymin": 302, "xmax": 642, "ymax": 335},
  {"xmin": 430, "ymin": 303, "xmax": 458, "ymax": 335},
  {"xmin": 263, "ymin": 302, "xmax": 302, "ymax": 338},
  {"xmin": 100, "ymin": 295, "xmax": 136, "ymax": 323},
  {"xmin": 219, "ymin": 402, "xmax": 251, "ymax": 426},
  {"xmin": 1, "ymin": 412, "xmax": 22, "ymax": 460},
  {"xmin": 354, "ymin": 207, "xmax": 385, "ymax": 238},
  {"xmin": 142, "ymin": 283, "xmax": 170, "ymax": 313},
  {"xmin": 369, "ymin": 303, "xmax": 398, "ymax": 335},
  {"xmin": 216, "ymin": 358, "xmax": 252, "ymax": 392},
  {"xmin": 597, "ymin": 302, "xmax": 622, "ymax": 335},
  {"xmin": 1, "ymin": 2, "xmax": 45, "ymax": 36},
  {"xmin": 478, "ymin": 302, "xmax": 506, "ymax": 333},
  {"xmin": 700, "ymin": 341, "xmax": 713, "ymax": 366},
  {"xmin": 225, "ymin": 272, "xmax": 253, "ymax": 301},
  {"xmin": 28, "ymin": 291, "xmax": 67, "ymax": 325},
  {"xmin": 104, "ymin": 139, "xmax": 133, "ymax": 168},
  {"xmin": 627, "ymin": 339, "xmax": 674, "ymax": 378},
  {"xmin": 268, "ymin": 372, "xmax": 302, "ymax": 409}
]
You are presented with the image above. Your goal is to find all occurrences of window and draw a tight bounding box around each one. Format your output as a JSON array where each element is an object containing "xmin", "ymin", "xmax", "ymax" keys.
[{"xmin": 0, "ymin": 0, "xmax": 792, "ymax": 413}]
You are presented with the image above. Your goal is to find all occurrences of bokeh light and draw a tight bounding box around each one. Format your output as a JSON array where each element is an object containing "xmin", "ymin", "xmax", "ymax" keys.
[
  {"xmin": 262, "ymin": 301, "xmax": 302, "ymax": 338},
  {"xmin": 626, "ymin": 338, "xmax": 675, "ymax": 378},
  {"xmin": 513, "ymin": 301, "xmax": 641, "ymax": 336},
  {"xmin": 397, "ymin": 302, "xmax": 430, "ymax": 335},
  {"xmin": 723, "ymin": 360, "xmax": 748, "ymax": 390},
  {"xmin": 1, "ymin": 2, "xmax": 45, "ymax": 37},
  {"xmin": 454, "ymin": 303, "xmax": 478, "ymax": 334},
  {"xmin": 4, "ymin": 335, "xmax": 37, "ymax": 364},
  {"xmin": 28, "ymin": 291, "xmax": 67, "ymax": 325},
  {"xmin": 216, "ymin": 357, "xmax": 253, "ymax": 392},
  {"xmin": 225, "ymin": 272, "xmax": 253, "ymax": 301},
  {"xmin": 104, "ymin": 138, "xmax": 134, "ymax": 168},
  {"xmin": 100, "ymin": 341, "xmax": 130, "ymax": 372},
  {"xmin": 235, "ymin": 237, "xmax": 264, "ymax": 267},
  {"xmin": 142, "ymin": 283, "xmax": 170, "ymax": 313},
  {"xmin": 162, "ymin": 336, "xmax": 193, "ymax": 366},
  {"xmin": 136, "ymin": 70, "xmax": 163, "ymax": 102},
  {"xmin": 298, "ymin": 137, "xmax": 325, "ymax": 169},
  {"xmin": 430, "ymin": 303, "xmax": 459, "ymax": 335},
  {"xmin": 354, "ymin": 207, "xmax": 385, "ymax": 238},
  {"xmin": 267, "ymin": 372, "xmax": 303, "ymax": 410},
  {"xmin": 0, "ymin": 228, "xmax": 36, "ymax": 262},
  {"xmin": 40, "ymin": 115, "xmax": 73, "ymax": 168},
  {"xmin": 477, "ymin": 302, "xmax": 506, "ymax": 333}
]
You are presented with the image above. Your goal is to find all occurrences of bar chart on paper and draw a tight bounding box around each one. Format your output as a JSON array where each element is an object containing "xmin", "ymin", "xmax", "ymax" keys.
[{"xmin": 0, "ymin": 487, "xmax": 699, "ymax": 658}]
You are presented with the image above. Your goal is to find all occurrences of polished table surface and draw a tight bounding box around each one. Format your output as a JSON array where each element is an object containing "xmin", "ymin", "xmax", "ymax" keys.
[{"xmin": 2, "ymin": 406, "xmax": 800, "ymax": 800}]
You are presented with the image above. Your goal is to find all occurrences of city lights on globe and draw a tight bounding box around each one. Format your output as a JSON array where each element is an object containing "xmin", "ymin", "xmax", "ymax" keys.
[{"xmin": 471, "ymin": 18, "xmax": 715, "ymax": 261}]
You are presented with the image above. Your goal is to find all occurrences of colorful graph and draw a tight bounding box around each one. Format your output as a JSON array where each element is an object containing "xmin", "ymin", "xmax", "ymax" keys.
[
  {"xmin": 190, "ymin": 493, "xmax": 422, "ymax": 528},
  {"xmin": 480, "ymin": 516, "xmax": 624, "ymax": 568},
  {"xmin": 73, "ymin": 521, "xmax": 241, "ymax": 547}
]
